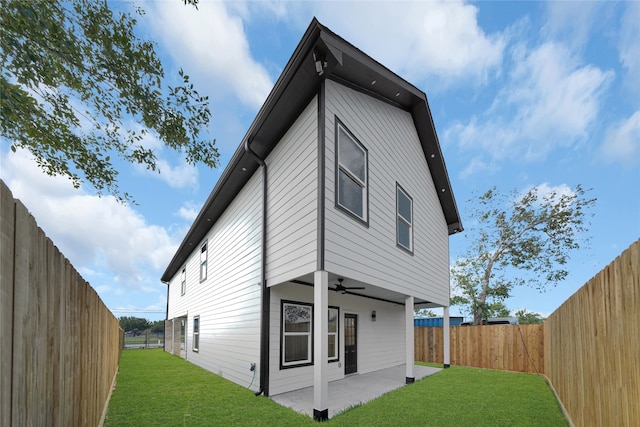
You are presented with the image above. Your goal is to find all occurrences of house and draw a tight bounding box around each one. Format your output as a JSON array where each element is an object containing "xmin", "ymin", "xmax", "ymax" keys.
[{"xmin": 162, "ymin": 18, "xmax": 462, "ymax": 420}]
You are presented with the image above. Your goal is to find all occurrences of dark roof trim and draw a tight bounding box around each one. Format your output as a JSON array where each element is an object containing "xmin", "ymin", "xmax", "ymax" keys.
[{"xmin": 161, "ymin": 18, "xmax": 462, "ymax": 283}]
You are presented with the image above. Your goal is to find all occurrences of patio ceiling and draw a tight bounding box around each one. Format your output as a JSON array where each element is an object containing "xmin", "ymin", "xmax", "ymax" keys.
[{"xmin": 288, "ymin": 273, "xmax": 444, "ymax": 309}]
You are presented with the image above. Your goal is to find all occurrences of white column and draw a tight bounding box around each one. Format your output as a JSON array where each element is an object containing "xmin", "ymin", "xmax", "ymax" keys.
[
  {"xmin": 443, "ymin": 306, "xmax": 451, "ymax": 368},
  {"xmin": 405, "ymin": 296, "xmax": 415, "ymax": 383},
  {"xmin": 313, "ymin": 270, "xmax": 329, "ymax": 420}
]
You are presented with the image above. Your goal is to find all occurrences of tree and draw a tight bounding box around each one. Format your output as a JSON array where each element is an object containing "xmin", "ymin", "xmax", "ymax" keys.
[
  {"xmin": 414, "ymin": 308, "xmax": 438, "ymax": 317},
  {"xmin": 1, "ymin": 0, "xmax": 218, "ymax": 203},
  {"xmin": 451, "ymin": 185, "xmax": 595, "ymax": 325},
  {"xmin": 515, "ymin": 309, "xmax": 545, "ymax": 325},
  {"xmin": 150, "ymin": 320, "xmax": 165, "ymax": 333},
  {"xmin": 487, "ymin": 301, "xmax": 511, "ymax": 318},
  {"xmin": 118, "ymin": 316, "xmax": 150, "ymax": 333}
]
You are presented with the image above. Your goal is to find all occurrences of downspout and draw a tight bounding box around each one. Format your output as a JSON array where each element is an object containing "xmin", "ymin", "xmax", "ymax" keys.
[
  {"xmin": 163, "ymin": 280, "xmax": 169, "ymax": 321},
  {"xmin": 244, "ymin": 139, "xmax": 270, "ymax": 397},
  {"xmin": 163, "ymin": 279, "xmax": 169, "ymax": 352}
]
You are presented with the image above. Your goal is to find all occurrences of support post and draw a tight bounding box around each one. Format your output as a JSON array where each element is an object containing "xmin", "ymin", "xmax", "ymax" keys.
[
  {"xmin": 313, "ymin": 270, "xmax": 329, "ymax": 421},
  {"xmin": 405, "ymin": 296, "xmax": 415, "ymax": 383},
  {"xmin": 172, "ymin": 318, "xmax": 181, "ymax": 356},
  {"xmin": 164, "ymin": 319, "xmax": 172, "ymax": 353},
  {"xmin": 443, "ymin": 306, "xmax": 450, "ymax": 368}
]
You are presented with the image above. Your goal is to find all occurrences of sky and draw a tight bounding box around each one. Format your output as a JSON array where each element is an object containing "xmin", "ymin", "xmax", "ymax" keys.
[{"xmin": 1, "ymin": 1, "xmax": 638, "ymax": 322}]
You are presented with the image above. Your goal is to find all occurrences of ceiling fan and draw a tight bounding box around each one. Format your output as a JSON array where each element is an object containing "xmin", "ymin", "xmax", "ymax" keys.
[{"xmin": 330, "ymin": 278, "xmax": 365, "ymax": 294}]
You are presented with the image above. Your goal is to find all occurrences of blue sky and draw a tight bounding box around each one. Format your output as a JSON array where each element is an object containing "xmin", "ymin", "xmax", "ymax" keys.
[{"xmin": 1, "ymin": 1, "xmax": 638, "ymax": 321}]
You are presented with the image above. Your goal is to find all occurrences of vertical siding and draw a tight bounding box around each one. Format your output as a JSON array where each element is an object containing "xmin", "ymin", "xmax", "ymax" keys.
[
  {"xmin": 265, "ymin": 97, "xmax": 318, "ymax": 285},
  {"xmin": 324, "ymin": 80, "xmax": 450, "ymax": 305},
  {"xmin": 268, "ymin": 282, "xmax": 405, "ymax": 396},
  {"xmin": 166, "ymin": 171, "xmax": 263, "ymax": 390}
]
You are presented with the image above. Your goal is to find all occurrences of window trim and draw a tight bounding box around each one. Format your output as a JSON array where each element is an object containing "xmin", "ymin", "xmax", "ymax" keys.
[
  {"xmin": 335, "ymin": 118, "xmax": 369, "ymax": 226},
  {"xmin": 280, "ymin": 301, "xmax": 314, "ymax": 369},
  {"xmin": 199, "ymin": 241, "xmax": 208, "ymax": 282},
  {"xmin": 328, "ymin": 306, "xmax": 340, "ymax": 363},
  {"xmin": 192, "ymin": 315, "xmax": 200, "ymax": 352},
  {"xmin": 396, "ymin": 183, "xmax": 414, "ymax": 254}
]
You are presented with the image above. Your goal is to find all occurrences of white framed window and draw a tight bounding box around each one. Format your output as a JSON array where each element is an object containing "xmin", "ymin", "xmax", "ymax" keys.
[
  {"xmin": 193, "ymin": 316, "xmax": 200, "ymax": 352},
  {"xmin": 328, "ymin": 307, "xmax": 339, "ymax": 362},
  {"xmin": 281, "ymin": 301, "xmax": 313, "ymax": 367},
  {"xmin": 180, "ymin": 267, "xmax": 186, "ymax": 296},
  {"xmin": 336, "ymin": 119, "xmax": 368, "ymax": 224},
  {"xmin": 396, "ymin": 184, "xmax": 413, "ymax": 253},
  {"xmin": 200, "ymin": 241, "xmax": 207, "ymax": 282}
]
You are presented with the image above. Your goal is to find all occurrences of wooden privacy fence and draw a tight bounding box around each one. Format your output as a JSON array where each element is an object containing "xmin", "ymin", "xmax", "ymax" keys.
[
  {"xmin": 1, "ymin": 180, "xmax": 124, "ymax": 427},
  {"xmin": 544, "ymin": 239, "xmax": 639, "ymax": 427},
  {"xmin": 415, "ymin": 324, "xmax": 544, "ymax": 374},
  {"xmin": 415, "ymin": 239, "xmax": 639, "ymax": 426}
]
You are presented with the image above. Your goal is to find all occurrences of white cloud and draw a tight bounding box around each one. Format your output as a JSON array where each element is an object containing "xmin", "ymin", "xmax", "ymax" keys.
[
  {"xmin": 144, "ymin": 294, "xmax": 168, "ymax": 313},
  {"xmin": 306, "ymin": 1, "xmax": 506, "ymax": 84},
  {"xmin": 446, "ymin": 41, "xmax": 613, "ymax": 169},
  {"xmin": 459, "ymin": 157, "xmax": 492, "ymax": 179},
  {"xmin": 508, "ymin": 43, "xmax": 613, "ymax": 147},
  {"xmin": 231, "ymin": 0, "xmax": 290, "ymax": 21},
  {"xmin": 147, "ymin": 1, "xmax": 273, "ymax": 110},
  {"xmin": 601, "ymin": 111, "xmax": 640, "ymax": 166},
  {"xmin": 176, "ymin": 201, "xmax": 200, "ymax": 222},
  {"xmin": 152, "ymin": 158, "xmax": 199, "ymax": 188},
  {"xmin": 523, "ymin": 183, "xmax": 576, "ymax": 206},
  {"xmin": 618, "ymin": 1, "xmax": 640, "ymax": 94},
  {"xmin": 543, "ymin": 1, "xmax": 599, "ymax": 50},
  {"xmin": 124, "ymin": 123, "xmax": 199, "ymax": 189},
  {"xmin": 512, "ymin": 183, "xmax": 584, "ymax": 225},
  {"xmin": 1, "ymin": 148, "xmax": 181, "ymax": 290}
]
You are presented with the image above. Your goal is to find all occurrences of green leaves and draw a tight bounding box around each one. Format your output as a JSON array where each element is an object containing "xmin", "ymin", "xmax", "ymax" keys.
[
  {"xmin": 1, "ymin": 0, "xmax": 219, "ymax": 203},
  {"xmin": 515, "ymin": 309, "xmax": 545, "ymax": 325},
  {"xmin": 451, "ymin": 185, "xmax": 596, "ymax": 324}
]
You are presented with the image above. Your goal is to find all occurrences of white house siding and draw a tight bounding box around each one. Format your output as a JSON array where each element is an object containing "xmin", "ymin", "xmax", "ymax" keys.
[
  {"xmin": 268, "ymin": 282, "xmax": 405, "ymax": 396},
  {"xmin": 166, "ymin": 171, "xmax": 263, "ymax": 391},
  {"xmin": 324, "ymin": 80, "xmax": 450, "ymax": 306},
  {"xmin": 265, "ymin": 97, "xmax": 318, "ymax": 285}
]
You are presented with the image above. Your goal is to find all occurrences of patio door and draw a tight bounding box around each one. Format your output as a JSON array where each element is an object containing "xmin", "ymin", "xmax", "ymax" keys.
[{"xmin": 344, "ymin": 314, "xmax": 357, "ymax": 374}]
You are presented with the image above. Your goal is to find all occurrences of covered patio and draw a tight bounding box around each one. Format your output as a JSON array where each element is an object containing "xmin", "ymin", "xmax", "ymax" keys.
[
  {"xmin": 270, "ymin": 364, "xmax": 441, "ymax": 419},
  {"xmin": 273, "ymin": 272, "xmax": 453, "ymax": 420}
]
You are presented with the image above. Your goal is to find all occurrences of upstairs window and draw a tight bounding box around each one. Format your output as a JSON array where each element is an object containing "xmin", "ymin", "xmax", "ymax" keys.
[
  {"xmin": 181, "ymin": 267, "xmax": 186, "ymax": 296},
  {"xmin": 336, "ymin": 120, "xmax": 368, "ymax": 224},
  {"xmin": 200, "ymin": 242, "xmax": 208, "ymax": 281},
  {"xmin": 282, "ymin": 302, "xmax": 313, "ymax": 367},
  {"xmin": 396, "ymin": 184, "xmax": 413, "ymax": 253}
]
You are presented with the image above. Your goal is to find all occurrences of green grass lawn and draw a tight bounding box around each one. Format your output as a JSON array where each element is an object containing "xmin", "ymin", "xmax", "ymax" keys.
[{"xmin": 105, "ymin": 349, "xmax": 567, "ymax": 426}]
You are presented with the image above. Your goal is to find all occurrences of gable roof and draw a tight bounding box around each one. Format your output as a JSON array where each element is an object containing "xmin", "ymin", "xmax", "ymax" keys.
[{"xmin": 161, "ymin": 18, "xmax": 462, "ymax": 283}]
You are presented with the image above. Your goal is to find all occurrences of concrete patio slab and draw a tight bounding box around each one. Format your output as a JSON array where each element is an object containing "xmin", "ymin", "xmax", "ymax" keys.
[{"xmin": 270, "ymin": 364, "xmax": 441, "ymax": 419}]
